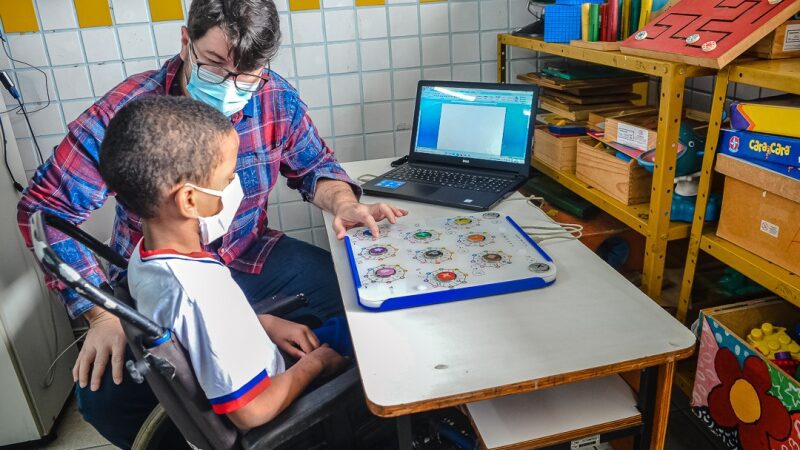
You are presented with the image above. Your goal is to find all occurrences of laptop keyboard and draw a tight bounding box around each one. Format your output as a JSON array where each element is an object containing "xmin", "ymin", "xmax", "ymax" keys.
[{"xmin": 384, "ymin": 166, "xmax": 513, "ymax": 193}]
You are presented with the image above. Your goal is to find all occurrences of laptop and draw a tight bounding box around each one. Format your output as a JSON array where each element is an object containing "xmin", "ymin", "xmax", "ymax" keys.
[{"xmin": 362, "ymin": 81, "xmax": 538, "ymax": 211}]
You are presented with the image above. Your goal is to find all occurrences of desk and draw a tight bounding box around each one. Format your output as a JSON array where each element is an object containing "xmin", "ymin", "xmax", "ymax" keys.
[{"xmin": 323, "ymin": 158, "xmax": 696, "ymax": 449}]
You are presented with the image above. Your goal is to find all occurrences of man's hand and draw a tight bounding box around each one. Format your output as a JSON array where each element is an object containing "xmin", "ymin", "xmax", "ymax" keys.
[
  {"xmin": 307, "ymin": 344, "xmax": 348, "ymax": 378},
  {"xmin": 73, "ymin": 310, "xmax": 126, "ymax": 391},
  {"xmin": 258, "ymin": 315, "xmax": 321, "ymax": 359},
  {"xmin": 332, "ymin": 201, "xmax": 408, "ymax": 240}
]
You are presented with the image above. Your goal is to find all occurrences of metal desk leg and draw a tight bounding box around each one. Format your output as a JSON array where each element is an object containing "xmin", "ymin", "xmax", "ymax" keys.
[{"xmin": 397, "ymin": 415, "xmax": 413, "ymax": 450}]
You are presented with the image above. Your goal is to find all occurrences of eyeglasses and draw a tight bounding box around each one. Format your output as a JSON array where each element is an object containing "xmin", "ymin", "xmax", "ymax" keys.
[{"xmin": 189, "ymin": 44, "xmax": 270, "ymax": 93}]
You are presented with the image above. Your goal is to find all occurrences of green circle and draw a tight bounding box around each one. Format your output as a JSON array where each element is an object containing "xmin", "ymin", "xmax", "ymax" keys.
[{"xmin": 415, "ymin": 231, "xmax": 432, "ymax": 239}]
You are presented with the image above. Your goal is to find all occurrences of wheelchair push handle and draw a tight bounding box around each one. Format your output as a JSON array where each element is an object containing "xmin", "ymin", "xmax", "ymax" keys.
[{"xmin": 29, "ymin": 211, "xmax": 167, "ymax": 342}]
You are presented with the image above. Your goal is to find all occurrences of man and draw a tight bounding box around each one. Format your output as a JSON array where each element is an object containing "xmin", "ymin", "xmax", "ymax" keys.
[{"xmin": 17, "ymin": 0, "xmax": 405, "ymax": 447}]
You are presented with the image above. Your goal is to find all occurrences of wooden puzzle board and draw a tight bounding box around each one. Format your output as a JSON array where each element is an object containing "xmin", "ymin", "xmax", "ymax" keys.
[{"xmin": 619, "ymin": 0, "xmax": 800, "ymax": 68}]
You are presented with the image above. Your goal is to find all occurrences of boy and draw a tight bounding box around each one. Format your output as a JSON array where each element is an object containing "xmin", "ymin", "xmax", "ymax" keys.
[{"xmin": 99, "ymin": 96, "xmax": 348, "ymax": 429}]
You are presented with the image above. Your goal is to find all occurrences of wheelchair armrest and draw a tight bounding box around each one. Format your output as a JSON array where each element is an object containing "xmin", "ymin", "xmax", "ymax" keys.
[
  {"xmin": 241, "ymin": 366, "xmax": 361, "ymax": 449},
  {"xmin": 250, "ymin": 293, "xmax": 309, "ymax": 317}
]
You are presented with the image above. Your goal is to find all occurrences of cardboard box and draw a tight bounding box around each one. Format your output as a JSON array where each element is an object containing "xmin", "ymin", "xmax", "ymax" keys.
[
  {"xmin": 575, "ymin": 137, "xmax": 651, "ymax": 205},
  {"xmin": 749, "ymin": 20, "xmax": 800, "ymax": 59},
  {"xmin": 730, "ymin": 101, "xmax": 800, "ymax": 139},
  {"xmin": 604, "ymin": 112, "xmax": 658, "ymax": 152},
  {"xmin": 532, "ymin": 127, "xmax": 582, "ymax": 172},
  {"xmin": 716, "ymin": 154, "xmax": 800, "ymax": 275},
  {"xmin": 692, "ymin": 299, "xmax": 800, "ymax": 450}
]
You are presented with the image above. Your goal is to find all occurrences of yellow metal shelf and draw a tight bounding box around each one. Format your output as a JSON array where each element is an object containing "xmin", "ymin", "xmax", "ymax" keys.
[
  {"xmin": 700, "ymin": 232, "xmax": 800, "ymax": 306},
  {"xmin": 498, "ymin": 33, "xmax": 710, "ymax": 299},
  {"xmin": 677, "ymin": 64, "xmax": 800, "ymax": 323},
  {"xmin": 498, "ymin": 35, "xmax": 715, "ymax": 78},
  {"xmin": 729, "ymin": 58, "xmax": 800, "ymax": 95},
  {"xmin": 532, "ymin": 159, "xmax": 690, "ymax": 241}
]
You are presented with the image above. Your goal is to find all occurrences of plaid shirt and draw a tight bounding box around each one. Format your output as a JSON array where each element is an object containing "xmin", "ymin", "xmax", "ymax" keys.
[{"xmin": 17, "ymin": 55, "xmax": 360, "ymax": 319}]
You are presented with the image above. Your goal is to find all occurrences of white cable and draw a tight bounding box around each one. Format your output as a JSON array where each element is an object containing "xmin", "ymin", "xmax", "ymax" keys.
[
  {"xmin": 42, "ymin": 331, "xmax": 86, "ymax": 388},
  {"xmin": 508, "ymin": 195, "xmax": 584, "ymax": 243}
]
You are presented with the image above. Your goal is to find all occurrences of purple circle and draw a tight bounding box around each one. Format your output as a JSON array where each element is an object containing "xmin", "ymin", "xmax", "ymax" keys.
[
  {"xmin": 369, "ymin": 246, "xmax": 388, "ymax": 255},
  {"xmin": 375, "ymin": 267, "xmax": 396, "ymax": 278}
]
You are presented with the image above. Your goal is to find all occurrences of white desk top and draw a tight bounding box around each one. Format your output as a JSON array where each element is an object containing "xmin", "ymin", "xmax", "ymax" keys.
[{"xmin": 324, "ymin": 158, "xmax": 695, "ymax": 417}]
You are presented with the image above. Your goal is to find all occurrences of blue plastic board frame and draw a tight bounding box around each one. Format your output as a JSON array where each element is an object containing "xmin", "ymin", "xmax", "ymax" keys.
[{"xmin": 344, "ymin": 215, "xmax": 557, "ymax": 311}]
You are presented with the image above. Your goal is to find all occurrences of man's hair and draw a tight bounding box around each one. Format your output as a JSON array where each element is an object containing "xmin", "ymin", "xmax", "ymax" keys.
[
  {"xmin": 187, "ymin": 0, "xmax": 281, "ymax": 72},
  {"xmin": 99, "ymin": 96, "xmax": 234, "ymax": 219}
]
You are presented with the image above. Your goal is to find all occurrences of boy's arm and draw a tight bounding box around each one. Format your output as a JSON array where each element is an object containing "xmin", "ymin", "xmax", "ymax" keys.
[{"xmin": 227, "ymin": 345, "xmax": 347, "ymax": 429}]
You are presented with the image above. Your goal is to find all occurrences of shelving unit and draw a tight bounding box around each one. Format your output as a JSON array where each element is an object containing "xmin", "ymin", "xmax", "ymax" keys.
[
  {"xmin": 497, "ymin": 34, "xmax": 715, "ymax": 300},
  {"xmin": 676, "ymin": 59, "xmax": 800, "ymax": 323}
]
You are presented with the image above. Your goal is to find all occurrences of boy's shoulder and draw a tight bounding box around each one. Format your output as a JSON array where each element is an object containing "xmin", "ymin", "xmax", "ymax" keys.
[{"xmin": 128, "ymin": 243, "xmax": 232, "ymax": 305}]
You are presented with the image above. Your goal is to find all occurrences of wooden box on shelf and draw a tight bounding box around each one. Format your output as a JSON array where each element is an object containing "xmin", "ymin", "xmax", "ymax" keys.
[
  {"xmin": 575, "ymin": 137, "xmax": 651, "ymax": 205},
  {"xmin": 749, "ymin": 20, "xmax": 800, "ymax": 60},
  {"xmin": 604, "ymin": 112, "xmax": 659, "ymax": 153},
  {"xmin": 715, "ymin": 154, "xmax": 800, "ymax": 275},
  {"xmin": 532, "ymin": 127, "xmax": 582, "ymax": 173}
]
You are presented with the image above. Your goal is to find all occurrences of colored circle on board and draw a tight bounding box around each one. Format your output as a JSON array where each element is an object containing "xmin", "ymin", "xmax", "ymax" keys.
[
  {"xmin": 701, "ymin": 41, "xmax": 717, "ymax": 52},
  {"xmin": 482, "ymin": 212, "xmax": 500, "ymax": 219},
  {"xmin": 482, "ymin": 253, "xmax": 502, "ymax": 262},
  {"xmin": 635, "ymin": 30, "xmax": 648, "ymax": 41},
  {"xmin": 369, "ymin": 246, "xmax": 388, "ymax": 256},
  {"xmin": 454, "ymin": 218, "xmax": 473, "ymax": 225},
  {"xmin": 415, "ymin": 231, "xmax": 432, "ymax": 239},
  {"xmin": 375, "ymin": 267, "xmax": 397, "ymax": 278},
  {"xmin": 364, "ymin": 230, "xmax": 373, "ymax": 237},
  {"xmin": 467, "ymin": 234, "xmax": 486, "ymax": 242},
  {"xmin": 436, "ymin": 271, "xmax": 457, "ymax": 282},
  {"xmin": 424, "ymin": 250, "xmax": 444, "ymax": 259},
  {"xmin": 686, "ymin": 34, "xmax": 700, "ymax": 45}
]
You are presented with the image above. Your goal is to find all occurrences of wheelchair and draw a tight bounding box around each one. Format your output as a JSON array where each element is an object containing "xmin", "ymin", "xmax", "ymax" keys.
[{"xmin": 29, "ymin": 211, "xmax": 379, "ymax": 450}]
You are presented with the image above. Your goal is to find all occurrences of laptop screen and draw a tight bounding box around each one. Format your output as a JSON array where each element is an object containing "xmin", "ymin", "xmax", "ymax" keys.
[{"xmin": 413, "ymin": 85, "xmax": 535, "ymax": 166}]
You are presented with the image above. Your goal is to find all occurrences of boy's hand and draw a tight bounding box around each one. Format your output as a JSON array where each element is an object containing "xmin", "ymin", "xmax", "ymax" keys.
[
  {"xmin": 308, "ymin": 344, "xmax": 348, "ymax": 378},
  {"xmin": 258, "ymin": 315, "xmax": 320, "ymax": 359},
  {"xmin": 73, "ymin": 310, "xmax": 126, "ymax": 391}
]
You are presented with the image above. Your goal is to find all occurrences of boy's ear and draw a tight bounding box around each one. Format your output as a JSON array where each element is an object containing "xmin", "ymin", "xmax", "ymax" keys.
[{"xmin": 174, "ymin": 185, "xmax": 200, "ymax": 219}]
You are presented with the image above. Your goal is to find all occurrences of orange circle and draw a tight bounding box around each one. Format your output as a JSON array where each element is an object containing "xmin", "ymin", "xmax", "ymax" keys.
[
  {"xmin": 467, "ymin": 234, "xmax": 486, "ymax": 242},
  {"xmin": 436, "ymin": 271, "xmax": 457, "ymax": 281}
]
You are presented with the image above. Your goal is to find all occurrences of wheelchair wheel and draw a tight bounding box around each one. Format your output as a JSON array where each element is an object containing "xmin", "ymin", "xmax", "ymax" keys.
[{"xmin": 132, "ymin": 404, "xmax": 191, "ymax": 450}]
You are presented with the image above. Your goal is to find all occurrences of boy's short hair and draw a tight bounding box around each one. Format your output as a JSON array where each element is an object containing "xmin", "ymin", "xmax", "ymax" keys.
[
  {"xmin": 188, "ymin": 0, "xmax": 281, "ymax": 72},
  {"xmin": 99, "ymin": 96, "xmax": 234, "ymax": 219}
]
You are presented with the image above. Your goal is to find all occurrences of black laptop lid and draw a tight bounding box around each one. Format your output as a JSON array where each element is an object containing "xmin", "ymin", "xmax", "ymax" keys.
[{"xmin": 407, "ymin": 81, "xmax": 539, "ymax": 176}]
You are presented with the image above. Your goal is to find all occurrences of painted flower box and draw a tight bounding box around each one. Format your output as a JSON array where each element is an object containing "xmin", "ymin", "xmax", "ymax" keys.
[{"xmin": 692, "ymin": 299, "xmax": 800, "ymax": 450}]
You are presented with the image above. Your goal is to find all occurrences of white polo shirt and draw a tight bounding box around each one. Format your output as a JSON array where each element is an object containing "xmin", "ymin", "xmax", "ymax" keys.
[{"xmin": 128, "ymin": 241, "xmax": 285, "ymax": 414}]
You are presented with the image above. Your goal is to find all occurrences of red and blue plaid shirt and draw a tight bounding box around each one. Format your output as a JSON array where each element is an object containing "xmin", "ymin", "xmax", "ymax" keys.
[{"xmin": 17, "ymin": 55, "xmax": 359, "ymax": 318}]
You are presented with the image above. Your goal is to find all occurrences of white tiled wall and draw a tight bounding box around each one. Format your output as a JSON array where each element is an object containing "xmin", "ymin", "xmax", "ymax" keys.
[{"xmin": 2, "ymin": 0, "xmax": 543, "ymax": 250}]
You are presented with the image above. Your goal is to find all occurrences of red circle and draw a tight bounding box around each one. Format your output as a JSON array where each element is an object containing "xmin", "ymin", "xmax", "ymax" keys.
[
  {"xmin": 436, "ymin": 271, "xmax": 457, "ymax": 281},
  {"xmin": 467, "ymin": 234, "xmax": 486, "ymax": 242}
]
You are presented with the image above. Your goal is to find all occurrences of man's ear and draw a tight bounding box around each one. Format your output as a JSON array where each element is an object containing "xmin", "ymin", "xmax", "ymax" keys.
[
  {"xmin": 174, "ymin": 185, "xmax": 199, "ymax": 219},
  {"xmin": 179, "ymin": 26, "xmax": 190, "ymax": 62}
]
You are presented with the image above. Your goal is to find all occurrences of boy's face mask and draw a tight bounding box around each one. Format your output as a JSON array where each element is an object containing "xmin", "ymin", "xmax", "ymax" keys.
[
  {"xmin": 184, "ymin": 174, "xmax": 244, "ymax": 245},
  {"xmin": 185, "ymin": 44, "xmax": 254, "ymax": 117}
]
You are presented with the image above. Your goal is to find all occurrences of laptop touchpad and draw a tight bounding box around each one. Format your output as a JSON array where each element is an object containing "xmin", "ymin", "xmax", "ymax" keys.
[{"xmin": 410, "ymin": 184, "xmax": 440, "ymax": 196}]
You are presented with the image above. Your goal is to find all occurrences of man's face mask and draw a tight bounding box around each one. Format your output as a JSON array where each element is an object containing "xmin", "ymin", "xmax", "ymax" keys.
[
  {"xmin": 184, "ymin": 43, "xmax": 260, "ymax": 117},
  {"xmin": 184, "ymin": 174, "xmax": 244, "ymax": 244}
]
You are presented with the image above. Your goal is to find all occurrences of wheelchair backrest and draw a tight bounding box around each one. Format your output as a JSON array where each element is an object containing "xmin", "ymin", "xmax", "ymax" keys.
[{"xmin": 29, "ymin": 212, "xmax": 240, "ymax": 450}]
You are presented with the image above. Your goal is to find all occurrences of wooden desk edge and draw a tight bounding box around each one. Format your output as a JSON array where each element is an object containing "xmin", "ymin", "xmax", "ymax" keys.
[{"xmin": 364, "ymin": 344, "xmax": 695, "ymax": 417}]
